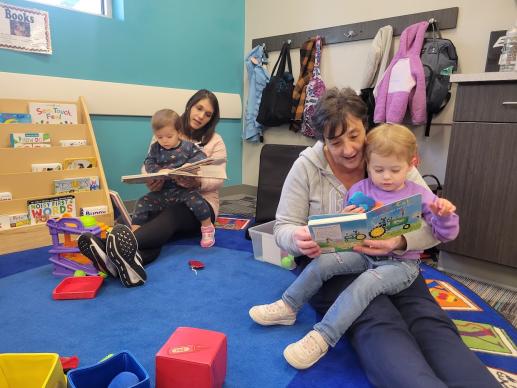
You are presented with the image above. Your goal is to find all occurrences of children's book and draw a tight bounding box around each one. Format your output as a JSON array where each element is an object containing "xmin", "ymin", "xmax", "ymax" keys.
[
  {"xmin": 29, "ymin": 102, "xmax": 78, "ymax": 124},
  {"xmin": 121, "ymin": 158, "xmax": 227, "ymax": 184},
  {"xmin": 215, "ymin": 216, "xmax": 251, "ymax": 230},
  {"xmin": 0, "ymin": 113, "xmax": 31, "ymax": 123},
  {"xmin": 54, "ymin": 176, "xmax": 99, "ymax": 194},
  {"xmin": 27, "ymin": 195, "xmax": 76, "ymax": 224},
  {"xmin": 308, "ymin": 194, "xmax": 422, "ymax": 253},
  {"xmin": 63, "ymin": 157, "xmax": 97, "ymax": 170}
]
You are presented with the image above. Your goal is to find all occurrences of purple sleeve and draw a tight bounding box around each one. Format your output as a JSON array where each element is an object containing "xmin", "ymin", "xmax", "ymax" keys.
[
  {"xmin": 345, "ymin": 180, "xmax": 367, "ymax": 203},
  {"xmin": 421, "ymin": 190, "xmax": 460, "ymax": 242}
]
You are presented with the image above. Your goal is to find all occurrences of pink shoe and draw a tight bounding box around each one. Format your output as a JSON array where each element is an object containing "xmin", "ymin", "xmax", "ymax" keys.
[{"xmin": 200, "ymin": 225, "xmax": 215, "ymax": 248}]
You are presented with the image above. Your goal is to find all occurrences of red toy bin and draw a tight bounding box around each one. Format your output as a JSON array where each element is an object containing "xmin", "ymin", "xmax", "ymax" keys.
[
  {"xmin": 155, "ymin": 327, "xmax": 227, "ymax": 388},
  {"xmin": 52, "ymin": 276, "xmax": 103, "ymax": 300}
]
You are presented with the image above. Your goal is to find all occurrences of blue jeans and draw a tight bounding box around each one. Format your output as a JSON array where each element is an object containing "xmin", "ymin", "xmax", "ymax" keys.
[
  {"xmin": 294, "ymin": 256, "xmax": 500, "ymax": 388},
  {"xmin": 282, "ymin": 252, "xmax": 419, "ymax": 346}
]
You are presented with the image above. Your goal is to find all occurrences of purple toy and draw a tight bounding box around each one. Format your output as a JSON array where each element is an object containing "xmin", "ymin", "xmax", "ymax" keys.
[{"xmin": 46, "ymin": 217, "xmax": 102, "ymax": 277}]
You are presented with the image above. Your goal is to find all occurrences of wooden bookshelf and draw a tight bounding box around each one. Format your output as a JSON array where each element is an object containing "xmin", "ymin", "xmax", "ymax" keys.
[{"xmin": 0, "ymin": 97, "xmax": 114, "ymax": 254}]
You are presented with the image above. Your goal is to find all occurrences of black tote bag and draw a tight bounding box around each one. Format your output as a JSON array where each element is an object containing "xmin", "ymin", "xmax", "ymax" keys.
[{"xmin": 256, "ymin": 42, "xmax": 294, "ymax": 127}]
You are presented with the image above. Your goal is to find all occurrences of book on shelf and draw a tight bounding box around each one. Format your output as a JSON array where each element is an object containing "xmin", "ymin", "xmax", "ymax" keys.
[
  {"xmin": 0, "ymin": 113, "xmax": 31, "ymax": 123},
  {"xmin": 31, "ymin": 163, "xmax": 62, "ymax": 172},
  {"xmin": 0, "ymin": 213, "xmax": 30, "ymax": 230},
  {"xmin": 308, "ymin": 194, "xmax": 422, "ymax": 253},
  {"xmin": 121, "ymin": 157, "xmax": 227, "ymax": 184},
  {"xmin": 27, "ymin": 195, "xmax": 76, "ymax": 224},
  {"xmin": 29, "ymin": 102, "xmax": 78, "ymax": 124},
  {"xmin": 54, "ymin": 176, "xmax": 99, "ymax": 194},
  {"xmin": 63, "ymin": 157, "xmax": 97, "ymax": 170},
  {"xmin": 10, "ymin": 132, "xmax": 50, "ymax": 147}
]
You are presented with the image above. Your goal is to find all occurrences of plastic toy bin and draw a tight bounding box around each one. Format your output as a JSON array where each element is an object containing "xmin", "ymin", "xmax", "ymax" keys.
[
  {"xmin": 0, "ymin": 353, "xmax": 66, "ymax": 388},
  {"xmin": 248, "ymin": 220, "xmax": 290, "ymax": 268},
  {"xmin": 67, "ymin": 351, "xmax": 150, "ymax": 388}
]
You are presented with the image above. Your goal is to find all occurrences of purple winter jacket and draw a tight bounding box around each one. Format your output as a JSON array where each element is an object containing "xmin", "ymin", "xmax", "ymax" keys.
[{"xmin": 374, "ymin": 21, "xmax": 429, "ymax": 125}]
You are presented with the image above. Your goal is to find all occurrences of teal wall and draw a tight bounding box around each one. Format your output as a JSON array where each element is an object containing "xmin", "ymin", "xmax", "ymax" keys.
[{"xmin": 0, "ymin": 0, "xmax": 244, "ymax": 200}]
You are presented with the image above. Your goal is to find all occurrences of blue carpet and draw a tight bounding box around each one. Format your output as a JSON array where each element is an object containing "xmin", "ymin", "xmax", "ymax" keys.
[
  {"xmin": 1, "ymin": 228, "xmax": 516, "ymax": 387},
  {"xmin": 0, "ymin": 245, "xmax": 50, "ymax": 278},
  {"xmin": 0, "ymin": 240, "xmax": 319, "ymax": 387}
]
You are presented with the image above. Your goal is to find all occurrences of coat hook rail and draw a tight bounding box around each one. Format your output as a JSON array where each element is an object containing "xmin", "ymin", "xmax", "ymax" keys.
[{"xmin": 252, "ymin": 7, "xmax": 458, "ymax": 52}]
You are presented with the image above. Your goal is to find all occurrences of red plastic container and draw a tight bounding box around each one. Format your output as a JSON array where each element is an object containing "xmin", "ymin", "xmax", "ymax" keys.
[{"xmin": 52, "ymin": 276, "xmax": 104, "ymax": 300}]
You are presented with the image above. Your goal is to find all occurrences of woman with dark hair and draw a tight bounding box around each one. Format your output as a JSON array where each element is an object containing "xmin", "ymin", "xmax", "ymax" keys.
[
  {"xmin": 249, "ymin": 88, "xmax": 499, "ymax": 387},
  {"xmin": 78, "ymin": 89, "xmax": 227, "ymax": 287}
]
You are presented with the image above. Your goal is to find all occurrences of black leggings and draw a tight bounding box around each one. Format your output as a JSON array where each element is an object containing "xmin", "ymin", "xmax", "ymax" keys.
[{"xmin": 134, "ymin": 201, "xmax": 215, "ymax": 266}]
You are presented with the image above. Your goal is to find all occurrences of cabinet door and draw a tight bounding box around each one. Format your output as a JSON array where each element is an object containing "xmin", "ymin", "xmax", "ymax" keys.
[{"xmin": 442, "ymin": 122, "xmax": 517, "ymax": 268}]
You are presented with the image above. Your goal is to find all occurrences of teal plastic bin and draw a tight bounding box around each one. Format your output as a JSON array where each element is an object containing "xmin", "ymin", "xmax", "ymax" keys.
[{"xmin": 67, "ymin": 351, "xmax": 150, "ymax": 388}]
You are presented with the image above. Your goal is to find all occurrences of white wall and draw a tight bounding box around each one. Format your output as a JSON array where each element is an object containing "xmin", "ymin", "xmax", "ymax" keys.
[{"xmin": 243, "ymin": 0, "xmax": 517, "ymax": 186}]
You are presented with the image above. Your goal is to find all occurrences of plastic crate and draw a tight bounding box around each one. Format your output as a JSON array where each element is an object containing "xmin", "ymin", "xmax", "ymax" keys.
[
  {"xmin": 248, "ymin": 221, "xmax": 295, "ymax": 269},
  {"xmin": 0, "ymin": 353, "xmax": 66, "ymax": 388},
  {"xmin": 67, "ymin": 351, "xmax": 150, "ymax": 388}
]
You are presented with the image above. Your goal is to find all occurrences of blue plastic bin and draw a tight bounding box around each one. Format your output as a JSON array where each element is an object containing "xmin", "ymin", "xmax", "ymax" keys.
[{"xmin": 67, "ymin": 351, "xmax": 150, "ymax": 388}]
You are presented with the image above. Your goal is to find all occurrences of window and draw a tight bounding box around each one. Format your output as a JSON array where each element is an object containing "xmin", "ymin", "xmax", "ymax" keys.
[{"xmin": 28, "ymin": 0, "xmax": 112, "ymax": 17}]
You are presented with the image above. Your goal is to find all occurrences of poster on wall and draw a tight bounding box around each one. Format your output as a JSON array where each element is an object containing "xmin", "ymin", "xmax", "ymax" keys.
[{"xmin": 0, "ymin": 2, "xmax": 52, "ymax": 54}]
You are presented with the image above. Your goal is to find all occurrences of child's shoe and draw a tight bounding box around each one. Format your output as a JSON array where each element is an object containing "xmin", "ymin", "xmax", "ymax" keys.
[
  {"xmin": 200, "ymin": 225, "xmax": 215, "ymax": 248},
  {"xmin": 283, "ymin": 330, "xmax": 329, "ymax": 370},
  {"xmin": 249, "ymin": 299, "xmax": 296, "ymax": 326}
]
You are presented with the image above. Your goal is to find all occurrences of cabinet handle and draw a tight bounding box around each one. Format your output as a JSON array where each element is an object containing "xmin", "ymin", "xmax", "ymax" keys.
[{"xmin": 502, "ymin": 101, "xmax": 517, "ymax": 105}]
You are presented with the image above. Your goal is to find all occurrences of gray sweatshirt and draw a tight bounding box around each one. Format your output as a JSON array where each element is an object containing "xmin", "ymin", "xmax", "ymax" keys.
[{"xmin": 274, "ymin": 141, "xmax": 440, "ymax": 256}]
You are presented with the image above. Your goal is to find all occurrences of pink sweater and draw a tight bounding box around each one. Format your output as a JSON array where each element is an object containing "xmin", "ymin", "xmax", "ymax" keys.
[
  {"xmin": 374, "ymin": 21, "xmax": 428, "ymax": 125},
  {"xmin": 197, "ymin": 133, "xmax": 227, "ymax": 216}
]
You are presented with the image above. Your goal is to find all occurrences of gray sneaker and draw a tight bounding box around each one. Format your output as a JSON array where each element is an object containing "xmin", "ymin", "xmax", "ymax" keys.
[
  {"xmin": 283, "ymin": 330, "xmax": 329, "ymax": 370},
  {"xmin": 249, "ymin": 299, "xmax": 296, "ymax": 326}
]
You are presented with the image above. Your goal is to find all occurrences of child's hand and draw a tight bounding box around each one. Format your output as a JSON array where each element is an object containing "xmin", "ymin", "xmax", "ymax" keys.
[
  {"xmin": 430, "ymin": 198, "xmax": 456, "ymax": 217},
  {"xmin": 158, "ymin": 168, "xmax": 171, "ymax": 174},
  {"xmin": 342, "ymin": 205, "xmax": 366, "ymax": 214},
  {"xmin": 146, "ymin": 179, "xmax": 164, "ymax": 192}
]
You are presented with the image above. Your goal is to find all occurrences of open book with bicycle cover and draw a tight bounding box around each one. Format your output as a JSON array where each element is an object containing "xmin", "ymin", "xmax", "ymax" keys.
[
  {"xmin": 308, "ymin": 194, "xmax": 422, "ymax": 253},
  {"xmin": 121, "ymin": 158, "xmax": 227, "ymax": 184}
]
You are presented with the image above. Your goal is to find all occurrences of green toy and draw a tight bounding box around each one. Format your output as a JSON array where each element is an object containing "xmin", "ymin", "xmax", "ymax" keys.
[
  {"xmin": 74, "ymin": 270, "xmax": 86, "ymax": 277},
  {"xmin": 281, "ymin": 255, "xmax": 295, "ymax": 269},
  {"xmin": 79, "ymin": 215, "xmax": 97, "ymax": 228}
]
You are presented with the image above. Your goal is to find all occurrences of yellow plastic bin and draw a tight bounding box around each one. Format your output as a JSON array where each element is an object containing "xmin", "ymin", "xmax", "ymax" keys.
[{"xmin": 0, "ymin": 353, "xmax": 66, "ymax": 388}]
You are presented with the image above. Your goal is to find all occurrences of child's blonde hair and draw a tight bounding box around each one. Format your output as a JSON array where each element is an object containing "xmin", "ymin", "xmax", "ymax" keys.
[
  {"xmin": 151, "ymin": 109, "xmax": 181, "ymax": 131},
  {"xmin": 366, "ymin": 124, "xmax": 417, "ymax": 164}
]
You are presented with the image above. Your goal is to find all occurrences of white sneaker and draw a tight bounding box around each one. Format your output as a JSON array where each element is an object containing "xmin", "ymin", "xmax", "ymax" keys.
[
  {"xmin": 283, "ymin": 330, "xmax": 329, "ymax": 370},
  {"xmin": 249, "ymin": 300, "xmax": 296, "ymax": 326}
]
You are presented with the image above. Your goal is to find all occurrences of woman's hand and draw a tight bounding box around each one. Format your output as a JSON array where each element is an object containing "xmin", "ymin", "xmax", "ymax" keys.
[
  {"xmin": 146, "ymin": 179, "xmax": 164, "ymax": 192},
  {"xmin": 174, "ymin": 175, "xmax": 201, "ymax": 189},
  {"xmin": 293, "ymin": 226, "xmax": 321, "ymax": 258},
  {"xmin": 353, "ymin": 235, "xmax": 406, "ymax": 256}
]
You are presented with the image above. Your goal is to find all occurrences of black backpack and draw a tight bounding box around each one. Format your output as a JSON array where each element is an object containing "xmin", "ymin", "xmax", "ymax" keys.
[
  {"xmin": 421, "ymin": 23, "xmax": 458, "ymax": 136},
  {"xmin": 256, "ymin": 42, "xmax": 294, "ymax": 127}
]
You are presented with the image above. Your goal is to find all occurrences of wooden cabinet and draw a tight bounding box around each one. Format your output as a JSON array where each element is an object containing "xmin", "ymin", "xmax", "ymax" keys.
[
  {"xmin": 441, "ymin": 79, "xmax": 517, "ymax": 268},
  {"xmin": 0, "ymin": 97, "xmax": 113, "ymax": 254}
]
